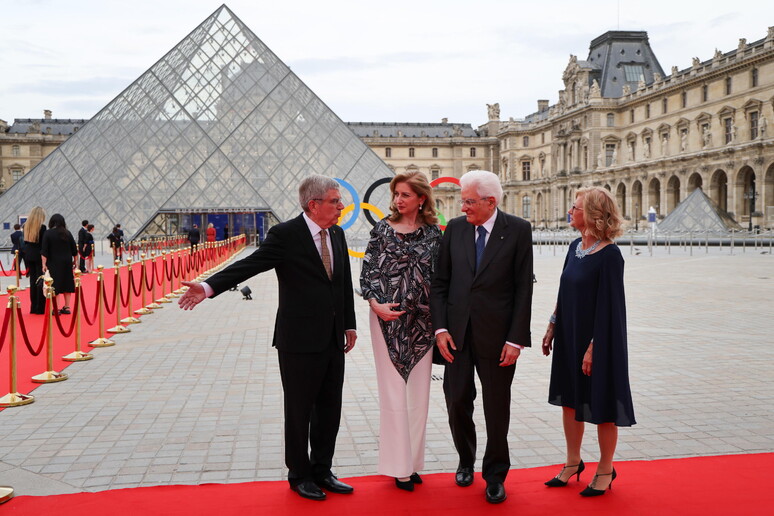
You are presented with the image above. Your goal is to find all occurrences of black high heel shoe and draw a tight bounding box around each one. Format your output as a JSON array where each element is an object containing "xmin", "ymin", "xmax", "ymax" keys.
[
  {"xmin": 409, "ymin": 473, "xmax": 422, "ymax": 484},
  {"xmin": 395, "ymin": 478, "xmax": 414, "ymax": 491},
  {"xmin": 579, "ymin": 468, "xmax": 616, "ymax": 497},
  {"xmin": 545, "ymin": 460, "xmax": 585, "ymax": 487}
]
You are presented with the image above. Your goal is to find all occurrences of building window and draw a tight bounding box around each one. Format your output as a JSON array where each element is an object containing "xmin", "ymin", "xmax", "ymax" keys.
[
  {"xmin": 662, "ymin": 97, "xmax": 668, "ymax": 114},
  {"xmin": 630, "ymin": 109, "xmax": 635, "ymax": 123},
  {"xmin": 645, "ymin": 104, "xmax": 651, "ymax": 119},
  {"xmin": 385, "ymin": 147, "xmax": 392, "ymax": 158},
  {"xmin": 522, "ymin": 136, "xmax": 529, "ymax": 147},
  {"xmin": 11, "ymin": 145, "xmax": 20, "ymax": 157},
  {"xmin": 409, "ymin": 147, "xmax": 415, "ymax": 158},
  {"xmin": 432, "ymin": 147, "xmax": 438, "ymax": 158},
  {"xmin": 681, "ymin": 91, "xmax": 687, "ymax": 108},
  {"xmin": 623, "ymin": 64, "xmax": 644, "ymax": 82},
  {"xmin": 522, "ymin": 196, "xmax": 532, "ymax": 219},
  {"xmin": 750, "ymin": 111, "xmax": 759, "ymax": 140},
  {"xmin": 11, "ymin": 168, "xmax": 24, "ymax": 183},
  {"xmin": 606, "ymin": 113, "xmax": 614, "ymax": 127},
  {"xmin": 431, "ymin": 167, "xmax": 440, "ymax": 180},
  {"xmin": 522, "ymin": 161, "xmax": 531, "ymax": 181},
  {"xmin": 605, "ymin": 143, "xmax": 616, "ymax": 166},
  {"xmin": 541, "ymin": 132, "xmax": 545, "ymax": 144},
  {"xmin": 751, "ymin": 68, "xmax": 759, "ymax": 87},
  {"xmin": 469, "ymin": 147, "xmax": 476, "ymax": 157},
  {"xmin": 724, "ymin": 118, "xmax": 732, "ymax": 144}
]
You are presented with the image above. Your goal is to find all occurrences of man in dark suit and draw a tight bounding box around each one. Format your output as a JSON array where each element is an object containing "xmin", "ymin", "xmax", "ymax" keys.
[
  {"xmin": 430, "ymin": 170, "xmax": 533, "ymax": 504},
  {"xmin": 178, "ymin": 175, "xmax": 357, "ymax": 501},
  {"xmin": 10, "ymin": 224, "xmax": 24, "ymax": 271},
  {"xmin": 77, "ymin": 220, "xmax": 89, "ymax": 273},
  {"xmin": 187, "ymin": 224, "xmax": 200, "ymax": 252}
]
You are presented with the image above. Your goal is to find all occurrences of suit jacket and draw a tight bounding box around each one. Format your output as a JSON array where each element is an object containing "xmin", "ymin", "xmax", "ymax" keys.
[
  {"xmin": 10, "ymin": 230, "xmax": 23, "ymax": 253},
  {"xmin": 205, "ymin": 214, "xmax": 356, "ymax": 353},
  {"xmin": 77, "ymin": 227, "xmax": 88, "ymax": 246},
  {"xmin": 430, "ymin": 209, "xmax": 533, "ymax": 359}
]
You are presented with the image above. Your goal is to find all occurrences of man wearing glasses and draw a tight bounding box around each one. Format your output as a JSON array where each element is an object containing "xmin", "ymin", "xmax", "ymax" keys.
[
  {"xmin": 431, "ymin": 169, "xmax": 533, "ymax": 504},
  {"xmin": 179, "ymin": 174, "xmax": 357, "ymax": 501}
]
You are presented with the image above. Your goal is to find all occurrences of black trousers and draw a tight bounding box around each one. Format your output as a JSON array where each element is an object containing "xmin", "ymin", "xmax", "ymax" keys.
[
  {"xmin": 277, "ymin": 331, "xmax": 345, "ymax": 486},
  {"xmin": 27, "ymin": 258, "xmax": 45, "ymax": 314},
  {"xmin": 443, "ymin": 324, "xmax": 516, "ymax": 484}
]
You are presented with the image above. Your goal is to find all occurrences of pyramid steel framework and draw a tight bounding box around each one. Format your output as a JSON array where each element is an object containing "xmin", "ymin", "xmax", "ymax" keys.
[
  {"xmin": 0, "ymin": 4, "xmax": 392, "ymax": 246},
  {"xmin": 657, "ymin": 187, "xmax": 742, "ymax": 233}
]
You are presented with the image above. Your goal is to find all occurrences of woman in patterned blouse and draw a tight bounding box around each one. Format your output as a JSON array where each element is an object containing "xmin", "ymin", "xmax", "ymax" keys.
[{"xmin": 360, "ymin": 171, "xmax": 442, "ymax": 492}]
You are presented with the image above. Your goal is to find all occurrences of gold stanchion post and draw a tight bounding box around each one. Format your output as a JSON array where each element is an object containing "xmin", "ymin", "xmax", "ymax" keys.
[
  {"xmin": 62, "ymin": 271, "xmax": 93, "ymax": 362},
  {"xmin": 31, "ymin": 279, "xmax": 68, "ymax": 383},
  {"xmin": 156, "ymin": 252, "xmax": 171, "ymax": 304},
  {"xmin": 90, "ymin": 266, "xmax": 115, "ymax": 347},
  {"xmin": 134, "ymin": 253, "xmax": 152, "ymax": 315},
  {"xmin": 146, "ymin": 251, "xmax": 163, "ymax": 309},
  {"xmin": 107, "ymin": 260, "xmax": 130, "ymax": 334},
  {"xmin": 0, "ymin": 286, "xmax": 35, "ymax": 406},
  {"xmin": 168, "ymin": 250, "xmax": 183, "ymax": 297},
  {"xmin": 0, "ymin": 485, "xmax": 13, "ymax": 504},
  {"xmin": 120, "ymin": 258, "xmax": 141, "ymax": 324}
]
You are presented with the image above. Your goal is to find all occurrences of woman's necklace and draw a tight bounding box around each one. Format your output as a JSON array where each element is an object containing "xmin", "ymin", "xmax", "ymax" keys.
[{"xmin": 575, "ymin": 239, "xmax": 602, "ymax": 259}]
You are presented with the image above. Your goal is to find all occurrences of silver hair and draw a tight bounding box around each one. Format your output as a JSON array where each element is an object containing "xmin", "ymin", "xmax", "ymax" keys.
[
  {"xmin": 459, "ymin": 170, "xmax": 503, "ymax": 205},
  {"xmin": 299, "ymin": 174, "xmax": 340, "ymax": 212}
]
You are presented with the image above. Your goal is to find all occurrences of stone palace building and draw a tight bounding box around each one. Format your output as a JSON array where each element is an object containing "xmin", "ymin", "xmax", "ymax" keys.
[{"xmin": 3, "ymin": 28, "xmax": 773, "ymax": 230}]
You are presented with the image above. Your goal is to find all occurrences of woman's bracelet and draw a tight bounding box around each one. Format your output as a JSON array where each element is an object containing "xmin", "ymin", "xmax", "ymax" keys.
[{"xmin": 549, "ymin": 313, "xmax": 557, "ymax": 324}]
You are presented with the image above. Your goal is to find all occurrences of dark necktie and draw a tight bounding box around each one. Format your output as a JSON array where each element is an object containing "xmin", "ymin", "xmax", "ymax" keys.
[
  {"xmin": 320, "ymin": 229, "xmax": 333, "ymax": 280},
  {"xmin": 475, "ymin": 225, "xmax": 487, "ymax": 272}
]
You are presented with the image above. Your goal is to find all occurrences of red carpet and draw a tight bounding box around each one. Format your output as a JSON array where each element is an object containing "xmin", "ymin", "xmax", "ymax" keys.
[{"xmin": 3, "ymin": 454, "xmax": 771, "ymax": 515}]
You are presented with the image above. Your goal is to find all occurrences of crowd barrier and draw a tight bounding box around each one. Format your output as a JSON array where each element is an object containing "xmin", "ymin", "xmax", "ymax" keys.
[{"xmin": 0, "ymin": 235, "xmax": 246, "ymax": 408}]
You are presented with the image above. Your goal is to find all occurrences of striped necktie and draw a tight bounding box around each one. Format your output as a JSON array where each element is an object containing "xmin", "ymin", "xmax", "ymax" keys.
[{"xmin": 320, "ymin": 229, "xmax": 333, "ymax": 280}]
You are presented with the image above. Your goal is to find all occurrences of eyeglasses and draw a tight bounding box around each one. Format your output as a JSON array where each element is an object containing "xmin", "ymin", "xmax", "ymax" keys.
[
  {"xmin": 312, "ymin": 198, "xmax": 343, "ymax": 206},
  {"xmin": 458, "ymin": 198, "xmax": 488, "ymax": 207},
  {"xmin": 570, "ymin": 204, "xmax": 582, "ymax": 212}
]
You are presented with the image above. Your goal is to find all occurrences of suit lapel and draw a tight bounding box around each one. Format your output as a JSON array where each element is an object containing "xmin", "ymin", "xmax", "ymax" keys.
[
  {"xmin": 295, "ymin": 214, "xmax": 330, "ymax": 281},
  {"xmin": 475, "ymin": 210, "xmax": 508, "ymax": 278},
  {"xmin": 462, "ymin": 222, "xmax": 476, "ymax": 274}
]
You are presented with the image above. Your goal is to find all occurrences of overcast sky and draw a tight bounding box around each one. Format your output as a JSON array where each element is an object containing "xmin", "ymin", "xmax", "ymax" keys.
[{"xmin": 2, "ymin": 0, "xmax": 772, "ymax": 127}]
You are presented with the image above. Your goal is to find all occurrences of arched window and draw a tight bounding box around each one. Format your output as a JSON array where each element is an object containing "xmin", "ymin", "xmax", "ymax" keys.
[{"xmin": 522, "ymin": 195, "xmax": 532, "ymax": 219}]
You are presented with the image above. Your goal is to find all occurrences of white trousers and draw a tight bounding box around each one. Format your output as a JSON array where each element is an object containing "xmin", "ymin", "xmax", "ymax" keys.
[{"xmin": 370, "ymin": 310, "xmax": 433, "ymax": 478}]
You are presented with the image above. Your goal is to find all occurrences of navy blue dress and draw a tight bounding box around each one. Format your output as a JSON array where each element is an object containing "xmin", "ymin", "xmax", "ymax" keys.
[{"xmin": 548, "ymin": 238, "xmax": 636, "ymax": 427}]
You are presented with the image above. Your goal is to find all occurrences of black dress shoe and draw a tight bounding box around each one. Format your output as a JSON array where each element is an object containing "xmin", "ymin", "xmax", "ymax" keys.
[
  {"xmin": 395, "ymin": 478, "xmax": 414, "ymax": 491},
  {"xmin": 291, "ymin": 480, "xmax": 326, "ymax": 501},
  {"xmin": 485, "ymin": 482, "xmax": 507, "ymax": 504},
  {"xmin": 315, "ymin": 474, "xmax": 354, "ymax": 494},
  {"xmin": 410, "ymin": 472, "xmax": 422, "ymax": 484},
  {"xmin": 455, "ymin": 467, "xmax": 474, "ymax": 487}
]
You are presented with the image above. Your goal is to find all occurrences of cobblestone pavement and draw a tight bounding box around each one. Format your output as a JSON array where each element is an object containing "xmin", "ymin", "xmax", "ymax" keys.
[{"xmin": 1, "ymin": 243, "xmax": 772, "ymax": 495}]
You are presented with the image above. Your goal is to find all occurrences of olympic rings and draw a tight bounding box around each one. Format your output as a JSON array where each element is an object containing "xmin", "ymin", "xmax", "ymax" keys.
[{"xmin": 334, "ymin": 175, "xmax": 461, "ymax": 256}]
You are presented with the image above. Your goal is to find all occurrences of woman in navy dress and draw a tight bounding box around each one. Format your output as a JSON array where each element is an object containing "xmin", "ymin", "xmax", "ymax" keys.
[{"xmin": 542, "ymin": 187, "xmax": 635, "ymax": 497}]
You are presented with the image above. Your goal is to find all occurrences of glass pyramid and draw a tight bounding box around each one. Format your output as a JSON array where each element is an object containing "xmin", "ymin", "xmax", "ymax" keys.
[
  {"xmin": 657, "ymin": 187, "xmax": 742, "ymax": 233},
  {"xmin": 0, "ymin": 5, "xmax": 392, "ymax": 247}
]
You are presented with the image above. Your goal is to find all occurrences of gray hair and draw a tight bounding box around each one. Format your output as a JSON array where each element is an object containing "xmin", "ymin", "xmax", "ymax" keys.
[
  {"xmin": 460, "ymin": 170, "xmax": 503, "ymax": 205},
  {"xmin": 299, "ymin": 174, "xmax": 340, "ymax": 212}
]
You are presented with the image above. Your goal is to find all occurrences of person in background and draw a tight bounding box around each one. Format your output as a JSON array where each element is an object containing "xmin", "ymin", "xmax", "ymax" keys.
[
  {"xmin": 360, "ymin": 171, "xmax": 441, "ymax": 491},
  {"xmin": 188, "ymin": 224, "xmax": 200, "ymax": 251},
  {"xmin": 206, "ymin": 222, "xmax": 216, "ymax": 242},
  {"xmin": 10, "ymin": 223, "xmax": 24, "ymax": 271},
  {"xmin": 223, "ymin": 225, "xmax": 229, "ymax": 240},
  {"xmin": 84, "ymin": 224, "xmax": 96, "ymax": 272},
  {"xmin": 542, "ymin": 187, "xmax": 635, "ymax": 497},
  {"xmin": 107, "ymin": 226, "xmax": 122, "ymax": 263},
  {"xmin": 41, "ymin": 214, "xmax": 77, "ymax": 315},
  {"xmin": 23, "ymin": 207, "xmax": 47, "ymax": 314},
  {"xmin": 77, "ymin": 219, "xmax": 89, "ymax": 273}
]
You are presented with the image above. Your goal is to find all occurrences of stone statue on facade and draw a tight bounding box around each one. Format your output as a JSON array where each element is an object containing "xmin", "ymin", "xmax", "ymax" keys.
[
  {"xmin": 759, "ymin": 114, "xmax": 767, "ymax": 138},
  {"xmin": 644, "ymin": 139, "xmax": 651, "ymax": 159},
  {"xmin": 731, "ymin": 124, "xmax": 738, "ymax": 143},
  {"xmin": 487, "ymin": 103, "xmax": 500, "ymax": 121},
  {"xmin": 702, "ymin": 126, "xmax": 712, "ymax": 148},
  {"xmin": 622, "ymin": 84, "xmax": 631, "ymax": 95},
  {"xmin": 628, "ymin": 141, "xmax": 635, "ymax": 161},
  {"xmin": 596, "ymin": 152, "xmax": 603, "ymax": 168},
  {"xmin": 653, "ymin": 72, "xmax": 662, "ymax": 83},
  {"xmin": 738, "ymin": 38, "xmax": 747, "ymax": 53},
  {"xmin": 692, "ymin": 57, "xmax": 701, "ymax": 68},
  {"xmin": 589, "ymin": 79, "xmax": 601, "ymax": 98},
  {"xmin": 671, "ymin": 65, "xmax": 679, "ymax": 76},
  {"xmin": 611, "ymin": 148, "xmax": 618, "ymax": 165},
  {"xmin": 681, "ymin": 131, "xmax": 687, "ymax": 152},
  {"xmin": 661, "ymin": 135, "xmax": 668, "ymax": 156}
]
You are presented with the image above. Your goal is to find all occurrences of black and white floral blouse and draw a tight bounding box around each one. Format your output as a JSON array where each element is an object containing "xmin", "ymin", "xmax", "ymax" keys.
[{"xmin": 360, "ymin": 219, "xmax": 442, "ymax": 381}]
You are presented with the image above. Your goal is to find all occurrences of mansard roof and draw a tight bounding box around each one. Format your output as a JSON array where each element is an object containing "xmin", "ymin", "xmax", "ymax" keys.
[
  {"xmin": 8, "ymin": 118, "xmax": 88, "ymax": 135},
  {"xmin": 346, "ymin": 122, "xmax": 479, "ymax": 138},
  {"xmin": 585, "ymin": 31, "xmax": 665, "ymax": 99}
]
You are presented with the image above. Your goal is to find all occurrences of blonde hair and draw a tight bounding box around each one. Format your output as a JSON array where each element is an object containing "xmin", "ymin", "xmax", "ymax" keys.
[
  {"xmin": 207, "ymin": 223, "xmax": 214, "ymax": 229},
  {"xmin": 388, "ymin": 171, "xmax": 438, "ymax": 225},
  {"xmin": 23, "ymin": 206, "xmax": 46, "ymax": 243},
  {"xmin": 577, "ymin": 187, "xmax": 623, "ymax": 240}
]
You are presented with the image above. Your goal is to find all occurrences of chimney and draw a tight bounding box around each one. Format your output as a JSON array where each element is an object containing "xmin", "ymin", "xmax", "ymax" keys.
[
  {"xmin": 537, "ymin": 100, "xmax": 549, "ymax": 112},
  {"xmin": 441, "ymin": 117, "xmax": 448, "ymax": 124},
  {"xmin": 44, "ymin": 109, "xmax": 52, "ymax": 120}
]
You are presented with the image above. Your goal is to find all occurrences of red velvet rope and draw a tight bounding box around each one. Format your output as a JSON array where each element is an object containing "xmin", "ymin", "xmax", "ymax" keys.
[
  {"xmin": 0, "ymin": 302, "xmax": 11, "ymax": 355},
  {"xmin": 79, "ymin": 282, "xmax": 98, "ymax": 326},
  {"xmin": 119, "ymin": 269, "xmax": 131, "ymax": 307},
  {"xmin": 129, "ymin": 266, "xmax": 143, "ymax": 297},
  {"xmin": 103, "ymin": 276, "xmax": 117, "ymax": 315},
  {"xmin": 15, "ymin": 300, "xmax": 48, "ymax": 356},
  {"xmin": 51, "ymin": 293, "xmax": 78, "ymax": 338}
]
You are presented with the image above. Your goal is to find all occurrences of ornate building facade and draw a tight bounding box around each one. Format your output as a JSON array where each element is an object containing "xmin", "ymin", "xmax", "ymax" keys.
[{"xmin": 0, "ymin": 111, "xmax": 87, "ymax": 195}]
